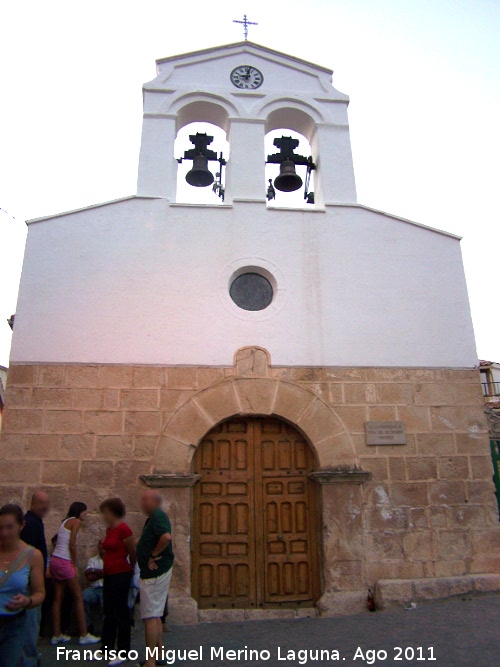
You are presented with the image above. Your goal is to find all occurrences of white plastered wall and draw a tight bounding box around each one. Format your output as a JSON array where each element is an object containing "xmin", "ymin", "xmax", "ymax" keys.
[{"xmin": 10, "ymin": 198, "xmax": 478, "ymax": 368}]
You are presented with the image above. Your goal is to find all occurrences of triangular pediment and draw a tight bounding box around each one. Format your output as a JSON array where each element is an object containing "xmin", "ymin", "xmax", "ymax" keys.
[
  {"xmin": 146, "ymin": 41, "xmax": 347, "ymax": 99},
  {"xmin": 156, "ymin": 41, "xmax": 333, "ymax": 74}
]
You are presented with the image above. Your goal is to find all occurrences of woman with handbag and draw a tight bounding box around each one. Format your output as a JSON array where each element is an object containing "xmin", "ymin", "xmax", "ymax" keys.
[{"xmin": 0, "ymin": 504, "xmax": 45, "ymax": 666}]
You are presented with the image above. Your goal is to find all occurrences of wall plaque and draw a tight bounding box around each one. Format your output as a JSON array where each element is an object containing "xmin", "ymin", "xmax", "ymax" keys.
[{"xmin": 365, "ymin": 421, "xmax": 407, "ymax": 446}]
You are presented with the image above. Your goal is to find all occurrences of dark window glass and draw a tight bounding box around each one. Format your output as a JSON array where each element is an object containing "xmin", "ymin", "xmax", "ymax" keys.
[{"xmin": 230, "ymin": 273, "xmax": 274, "ymax": 311}]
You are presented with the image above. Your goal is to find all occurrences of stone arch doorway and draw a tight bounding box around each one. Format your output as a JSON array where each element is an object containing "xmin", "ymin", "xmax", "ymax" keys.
[{"xmin": 191, "ymin": 415, "xmax": 320, "ymax": 610}]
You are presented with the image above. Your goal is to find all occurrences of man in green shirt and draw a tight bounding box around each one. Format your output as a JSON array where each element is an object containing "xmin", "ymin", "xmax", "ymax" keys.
[{"xmin": 137, "ymin": 490, "xmax": 174, "ymax": 667}]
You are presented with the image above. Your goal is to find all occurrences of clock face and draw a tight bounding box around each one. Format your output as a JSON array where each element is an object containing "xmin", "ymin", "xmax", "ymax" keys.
[{"xmin": 230, "ymin": 65, "xmax": 264, "ymax": 90}]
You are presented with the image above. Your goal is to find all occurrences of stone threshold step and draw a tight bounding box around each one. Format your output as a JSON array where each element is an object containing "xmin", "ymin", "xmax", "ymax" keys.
[
  {"xmin": 198, "ymin": 608, "xmax": 319, "ymax": 622},
  {"xmin": 376, "ymin": 573, "xmax": 500, "ymax": 609}
]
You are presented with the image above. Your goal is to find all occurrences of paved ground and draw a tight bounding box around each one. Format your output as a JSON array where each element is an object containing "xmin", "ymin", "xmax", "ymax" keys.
[{"xmin": 39, "ymin": 594, "xmax": 500, "ymax": 666}]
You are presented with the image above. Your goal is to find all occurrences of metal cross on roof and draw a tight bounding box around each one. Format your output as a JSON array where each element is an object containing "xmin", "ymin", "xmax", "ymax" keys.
[{"xmin": 233, "ymin": 14, "xmax": 258, "ymax": 41}]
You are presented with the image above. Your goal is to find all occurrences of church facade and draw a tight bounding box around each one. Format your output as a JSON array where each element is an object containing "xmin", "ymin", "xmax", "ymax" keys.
[{"xmin": 1, "ymin": 42, "xmax": 500, "ymax": 623}]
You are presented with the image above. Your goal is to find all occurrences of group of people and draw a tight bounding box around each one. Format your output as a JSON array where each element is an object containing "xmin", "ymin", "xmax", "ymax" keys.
[{"xmin": 0, "ymin": 489, "xmax": 174, "ymax": 667}]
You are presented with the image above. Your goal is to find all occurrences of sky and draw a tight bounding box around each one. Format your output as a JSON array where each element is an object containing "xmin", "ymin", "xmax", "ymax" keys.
[{"xmin": 0, "ymin": 0, "xmax": 499, "ymax": 368}]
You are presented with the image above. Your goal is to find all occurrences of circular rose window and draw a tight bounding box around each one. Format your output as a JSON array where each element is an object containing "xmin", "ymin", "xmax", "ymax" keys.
[{"xmin": 229, "ymin": 272, "xmax": 274, "ymax": 311}]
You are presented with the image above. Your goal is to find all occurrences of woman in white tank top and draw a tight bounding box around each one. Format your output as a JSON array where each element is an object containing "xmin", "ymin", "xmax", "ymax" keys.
[
  {"xmin": 49, "ymin": 502, "xmax": 100, "ymax": 646},
  {"xmin": 52, "ymin": 518, "xmax": 73, "ymax": 560}
]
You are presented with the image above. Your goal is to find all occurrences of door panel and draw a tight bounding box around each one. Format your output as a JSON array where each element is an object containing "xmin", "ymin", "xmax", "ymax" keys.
[
  {"xmin": 255, "ymin": 420, "xmax": 316, "ymax": 604},
  {"xmin": 193, "ymin": 417, "xmax": 318, "ymax": 609},
  {"xmin": 192, "ymin": 419, "xmax": 256, "ymax": 608}
]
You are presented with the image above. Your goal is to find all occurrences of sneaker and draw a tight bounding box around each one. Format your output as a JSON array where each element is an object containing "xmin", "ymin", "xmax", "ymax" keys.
[
  {"xmin": 50, "ymin": 634, "xmax": 71, "ymax": 645},
  {"xmin": 78, "ymin": 633, "xmax": 101, "ymax": 645}
]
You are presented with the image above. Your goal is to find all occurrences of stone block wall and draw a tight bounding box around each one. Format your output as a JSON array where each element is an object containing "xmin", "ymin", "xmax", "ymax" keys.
[{"xmin": 0, "ymin": 359, "xmax": 499, "ymax": 619}]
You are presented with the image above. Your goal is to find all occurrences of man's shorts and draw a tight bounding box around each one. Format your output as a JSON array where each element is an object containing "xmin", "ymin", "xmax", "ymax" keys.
[{"xmin": 139, "ymin": 569, "xmax": 173, "ymax": 620}]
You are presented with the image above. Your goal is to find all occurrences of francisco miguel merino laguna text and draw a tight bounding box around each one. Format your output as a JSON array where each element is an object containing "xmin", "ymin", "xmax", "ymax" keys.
[
  {"xmin": 58, "ymin": 645, "xmax": 437, "ymax": 664},
  {"xmin": 57, "ymin": 646, "xmax": 345, "ymax": 664}
]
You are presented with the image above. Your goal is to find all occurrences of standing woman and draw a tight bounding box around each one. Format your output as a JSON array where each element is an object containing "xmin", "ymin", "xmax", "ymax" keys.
[
  {"xmin": 0, "ymin": 504, "xmax": 45, "ymax": 666},
  {"xmin": 49, "ymin": 502, "xmax": 99, "ymax": 646},
  {"xmin": 99, "ymin": 498, "xmax": 136, "ymax": 666}
]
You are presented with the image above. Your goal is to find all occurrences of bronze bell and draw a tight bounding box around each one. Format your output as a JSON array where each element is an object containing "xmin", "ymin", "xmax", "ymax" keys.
[
  {"xmin": 274, "ymin": 158, "xmax": 303, "ymax": 193},
  {"xmin": 185, "ymin": 154, "xmax": 215, "ymax": 188}
]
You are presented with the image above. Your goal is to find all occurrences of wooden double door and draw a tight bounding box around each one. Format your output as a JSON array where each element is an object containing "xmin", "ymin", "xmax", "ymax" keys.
[{"xmin": 192, "ymin": 417, "xmax": 319, "ymax": 609}]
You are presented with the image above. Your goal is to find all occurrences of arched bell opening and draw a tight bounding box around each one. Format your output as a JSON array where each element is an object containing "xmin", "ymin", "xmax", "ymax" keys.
[
  {"xmin": 263, "ymin": 105, "xmax": 321, "ymax": 208},
  {"xmin": 174, "ymin": 100, "xmax": 232, "ymax": 205}
]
